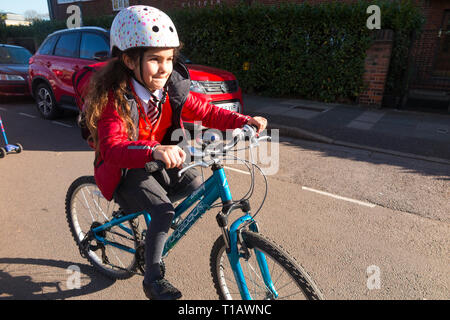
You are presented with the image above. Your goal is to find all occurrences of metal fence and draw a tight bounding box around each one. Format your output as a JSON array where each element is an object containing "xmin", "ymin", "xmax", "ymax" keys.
[{"xmin": 408, "ymin": 28, "xmax": 450, "ymax": 92}]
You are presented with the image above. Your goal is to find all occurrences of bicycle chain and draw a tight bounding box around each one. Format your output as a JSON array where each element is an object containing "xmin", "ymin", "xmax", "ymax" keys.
[
  {"xmin": 80, "ymin": 215, "xmax": 167, "ymax": 278},
  {"xmin": 101, "ymin": 218, "xmax": 166, "ymax": 278}
]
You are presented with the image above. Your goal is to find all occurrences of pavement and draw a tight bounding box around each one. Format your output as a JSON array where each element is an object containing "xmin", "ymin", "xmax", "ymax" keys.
[{"xmin": 242, "ymin": 94, "xmax": 450, "ymax": 165}]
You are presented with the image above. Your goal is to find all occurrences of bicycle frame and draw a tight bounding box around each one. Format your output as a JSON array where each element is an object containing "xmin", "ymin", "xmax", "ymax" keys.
[{"xmin": 91, "ymin": 164, "xmax": 277, "ymax": 299}]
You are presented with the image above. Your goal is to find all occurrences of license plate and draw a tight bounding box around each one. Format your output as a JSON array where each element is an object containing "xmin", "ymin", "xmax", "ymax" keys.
[{"xmin": 215, "ymin": 101, "xmax": 241, "ymax": 112}]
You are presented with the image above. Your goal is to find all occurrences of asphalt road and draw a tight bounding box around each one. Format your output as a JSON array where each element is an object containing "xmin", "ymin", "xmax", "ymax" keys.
[{"xmin": 0, "ymin": 100, "xmax": 448, "ymax": 300}]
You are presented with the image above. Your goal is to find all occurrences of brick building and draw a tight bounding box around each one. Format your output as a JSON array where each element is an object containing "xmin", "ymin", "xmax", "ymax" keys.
[
  {"xmin": 47, "ymin": 0, "xmax": 450, "ymax": 108},
  {"xmin": 406, "ymin": 0, "xmax": 450, "ymax": 108}
]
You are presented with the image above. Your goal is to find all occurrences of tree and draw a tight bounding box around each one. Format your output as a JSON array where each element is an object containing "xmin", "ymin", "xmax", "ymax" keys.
[
  {"xmin": 24, "ymin": 10, "xmax": 49, "ymax": 22},
  {"xmin": 0, "ymin": 12, "xmax": 6, "ymax": 26}
]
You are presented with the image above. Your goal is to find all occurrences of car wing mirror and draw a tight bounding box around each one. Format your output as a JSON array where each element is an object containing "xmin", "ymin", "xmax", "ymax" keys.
[{"xmin": 94, "ymin": 51, "xmax": 109, "ymax": 61}]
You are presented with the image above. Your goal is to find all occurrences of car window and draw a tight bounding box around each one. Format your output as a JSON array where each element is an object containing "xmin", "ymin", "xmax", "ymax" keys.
[
  {"xmin": 0, "ymin": 46, "xmax": 32, "ymax": 64},
  {"xmin": 80, "ymin": 32, "xmax": 109, "ymax": 60},
  {"xmin": 38, "ymin": 35, "xmax": 58, "ymax": 55},
  {"xmin": 54, "ymin": 32, "xmax": 80, "ymax": 58}
]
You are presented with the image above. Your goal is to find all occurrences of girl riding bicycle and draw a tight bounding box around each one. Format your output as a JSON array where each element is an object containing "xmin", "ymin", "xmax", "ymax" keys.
[{"xmin": 83, "ymin": 5, "xmax": 267, "ymax": 300}]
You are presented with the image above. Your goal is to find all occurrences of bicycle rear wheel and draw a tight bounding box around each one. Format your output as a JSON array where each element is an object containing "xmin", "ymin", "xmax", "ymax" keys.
[
  {"xmin": 65, "ymin": 176, "xmax": 140, "ymax": 279},
  {"xmin": 210, "ymin": 230, "xmax": 323, "ymax": 300}
]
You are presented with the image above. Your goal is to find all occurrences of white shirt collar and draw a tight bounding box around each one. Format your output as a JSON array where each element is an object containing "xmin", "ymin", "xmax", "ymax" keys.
[
  {"xmin": 131, "ymin": 78, "xmax": 164, "ymax": 102},
  {"xmin": 131, "ymin": 78, "xmax": 152, "ymax": 105}
]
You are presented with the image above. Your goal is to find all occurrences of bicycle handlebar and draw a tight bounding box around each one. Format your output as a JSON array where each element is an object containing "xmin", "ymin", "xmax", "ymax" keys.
[{"xmin": 144, "ymin": 125, "xmax": 271, "ymax": 176}]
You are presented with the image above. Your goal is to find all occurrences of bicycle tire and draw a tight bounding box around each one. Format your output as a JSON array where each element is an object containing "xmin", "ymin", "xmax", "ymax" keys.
[
  {"xmin": 210, "ymin": 230, "xmax": 324, "ymax": 300},
  {"xmin": 65, "ymin": 176, "xmax": 140, "ymax": 280}
]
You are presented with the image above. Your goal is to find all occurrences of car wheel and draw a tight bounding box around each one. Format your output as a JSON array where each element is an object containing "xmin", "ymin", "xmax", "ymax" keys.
[{"xmin": 34, "ymin": 83, "xmax": 62, "ymax": 119}]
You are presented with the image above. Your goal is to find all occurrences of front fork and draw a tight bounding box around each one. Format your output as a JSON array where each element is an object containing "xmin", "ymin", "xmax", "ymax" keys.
[{"xmin": 216, "ymin": 201, "xmax": 278, "ymax": 300}]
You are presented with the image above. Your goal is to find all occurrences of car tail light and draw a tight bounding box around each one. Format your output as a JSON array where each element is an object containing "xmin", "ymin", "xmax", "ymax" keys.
[{"xmin": 29, "ymin": 56, "xmax": 35, "ymax": 65}]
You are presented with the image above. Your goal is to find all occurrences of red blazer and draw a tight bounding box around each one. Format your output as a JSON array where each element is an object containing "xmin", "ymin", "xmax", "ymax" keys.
[{"xmin": 95, "ymin": 90, "xmax": 250, "ymax": 200}]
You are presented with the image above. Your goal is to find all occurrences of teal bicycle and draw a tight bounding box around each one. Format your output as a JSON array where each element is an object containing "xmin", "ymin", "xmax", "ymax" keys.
[{"xmin": 65, "ymin": 125, "xmax": 323, "ymax": 300}]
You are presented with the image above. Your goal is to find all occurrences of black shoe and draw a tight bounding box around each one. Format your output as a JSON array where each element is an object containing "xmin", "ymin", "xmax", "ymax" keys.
[{"xmin": 143, "ymin": 279, "xmax": 182, "ymax": 300}]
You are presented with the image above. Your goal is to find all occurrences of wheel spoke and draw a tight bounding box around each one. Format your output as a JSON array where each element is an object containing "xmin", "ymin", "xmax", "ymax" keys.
[
  {"xmin": 38, "ymin": 89, "xmax": 45, "ymax": 100},
  {"xmin": 80, "ymin": 187, "xmax": 96, "ymax": 222},
  {"xmin": 66, "ymin": 177, "xmax": 138, "ymax": 279}
]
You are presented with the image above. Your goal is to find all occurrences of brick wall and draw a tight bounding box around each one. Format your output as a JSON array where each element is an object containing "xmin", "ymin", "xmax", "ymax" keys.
[
  {"xmin": 50, "ymin": 0, "xmax": 159, "ymax": 21},
  {"xmin": 156, "ymin": 0, "xmax": 361, "ymax": 10},
  {"xmin": 51, "ymin": 0, "xmax": 110, "ymax": 21},
  {"xmin": 51, "ymin": 0, "xmax": 367, "ymax": 20},
  {"xmin": 358, "ymin": 30, "xmax": 394, "ymax": 106},
  {"xmin": 408, "ymin": 0, "xmax": 450, "ymax": 91}
]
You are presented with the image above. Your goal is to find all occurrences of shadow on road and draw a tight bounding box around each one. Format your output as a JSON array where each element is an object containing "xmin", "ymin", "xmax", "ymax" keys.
[
  {"xmin": 0, "ymin": 257, "xmax": 115, "ymax": 300},
  {"xmin": 0, "ymin": 96, "xmax": 35, "ymax": 105},
  {"xmin": 0, "ymin": 99, "xmax": 90, "ymax": 152}
]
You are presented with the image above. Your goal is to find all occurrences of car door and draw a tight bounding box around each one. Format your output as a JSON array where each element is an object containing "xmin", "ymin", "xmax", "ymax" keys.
[
  {"xmin": 79, "ymin": 31, "xmax": 110, "ymax": 62},
  {"xmin": 52, "ymin": 31, "xmax": 81, "ymax": 104}
]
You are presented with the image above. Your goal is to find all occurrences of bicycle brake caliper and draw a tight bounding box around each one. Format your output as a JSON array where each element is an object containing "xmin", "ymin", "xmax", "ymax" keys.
[
  {"xmin": 216, "ymin": 212, "xmax": 231, "ymax": 253},
  {"xmin": 237, "ymin": 230, "xmax": 251, "ymax": 260}
]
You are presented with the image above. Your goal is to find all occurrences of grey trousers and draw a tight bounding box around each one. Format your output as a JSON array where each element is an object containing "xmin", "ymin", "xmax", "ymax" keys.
[{"xmin": 114, "ymin": 166, "xmax": 202, "ymax": 283}]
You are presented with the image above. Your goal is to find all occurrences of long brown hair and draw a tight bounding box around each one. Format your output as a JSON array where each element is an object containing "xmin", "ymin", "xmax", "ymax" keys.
[{"xmin": 84, "ymin": 47, "xmax": 145, "ymax": 156}]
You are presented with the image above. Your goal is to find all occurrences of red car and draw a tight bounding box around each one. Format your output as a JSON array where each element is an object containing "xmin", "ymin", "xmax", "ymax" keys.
[
  {"xmin": 28, "ymin": 27, "xmax": 243, "ymax": 120},
  {"xmin": 0, "ymin": 44, "xmax": 32, "ymax": 97}
]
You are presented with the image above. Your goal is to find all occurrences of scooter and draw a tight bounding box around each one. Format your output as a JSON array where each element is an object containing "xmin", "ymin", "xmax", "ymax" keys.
[{"xmin": 0, "ymin": 115, "xmax": 23, "ymax": 158}]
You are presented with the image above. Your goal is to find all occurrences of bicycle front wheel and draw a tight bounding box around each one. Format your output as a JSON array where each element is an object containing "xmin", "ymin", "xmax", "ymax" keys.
[
  {"xmin": 65, "ymin": 176, "xmax": 140, "ymax": 279},
  {"xmin": 210, "ymin": 230, "xmax": 324, "ymax": 300}
]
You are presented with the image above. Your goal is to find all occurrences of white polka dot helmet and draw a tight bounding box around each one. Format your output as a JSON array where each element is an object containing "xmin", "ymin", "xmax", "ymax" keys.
[{"xmin": 110, "ymin": 5, "xmax": 180, "ymax": 52}]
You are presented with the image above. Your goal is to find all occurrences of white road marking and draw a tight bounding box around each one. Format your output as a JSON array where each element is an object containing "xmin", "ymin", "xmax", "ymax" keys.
[
  {"xmin": 223, "ymin": 166, "xmax": 251, "ymax": 175},
  {"xmin": 52, "ymin": 121, "xmax": 72, "ymax": 128},
  {"xmin": 19, "ymin": 112, "xmax": 37, "ymax": 118},
  {"xmin": 302, "ymin": 186, "xmax": 376, "ymax": 208}
]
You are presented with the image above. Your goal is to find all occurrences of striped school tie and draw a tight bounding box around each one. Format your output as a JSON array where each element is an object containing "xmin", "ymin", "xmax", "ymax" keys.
[{"xmin": 147, "ymin": 94, "xmax": 160, "ymax": 127}]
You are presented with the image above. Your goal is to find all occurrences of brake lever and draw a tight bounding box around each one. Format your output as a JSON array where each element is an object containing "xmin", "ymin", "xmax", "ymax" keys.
[
  {"xmin": 257, "ymin": 135, "xmax": 272, "ymax": 142},
  {"xmin": 248, "ymin": 135, "xmax": 271, "ymax": 149},
  {"xmin": 177, "ymin": 161, "xmax": 211, "ymax": 178}
]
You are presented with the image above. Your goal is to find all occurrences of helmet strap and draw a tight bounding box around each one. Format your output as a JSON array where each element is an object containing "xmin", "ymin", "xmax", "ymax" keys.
[{"xmin": 139, "ymin": 50, "xmax": 147, "ymax": 91}]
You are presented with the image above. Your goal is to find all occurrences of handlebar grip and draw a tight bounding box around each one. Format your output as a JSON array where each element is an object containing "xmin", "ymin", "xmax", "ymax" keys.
[{"xmin": 145, "ymin": 160, "xmax": 166, "ymax": 173}]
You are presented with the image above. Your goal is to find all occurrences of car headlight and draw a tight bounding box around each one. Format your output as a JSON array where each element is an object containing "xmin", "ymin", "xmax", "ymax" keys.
[
  {"xmin": 190, "ymin": 80, "xmax": 206, "ymax": 94},
  {"xmin": 0, "ymin": 74, "xmax": 25, "ymax": 81}
]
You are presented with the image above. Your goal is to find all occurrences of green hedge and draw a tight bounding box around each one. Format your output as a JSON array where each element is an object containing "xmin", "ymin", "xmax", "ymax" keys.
[
  {"xmin": 1, "ymin": 0, "xmax": 423, "ymax": 102},
  {"xmin": 0, "ymin": 16, "xmax": 115, "ymax": 47},
  {"xmin": 169, "ymin": 0, "xmax": 424, "ymax": 101}
]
